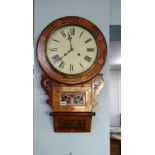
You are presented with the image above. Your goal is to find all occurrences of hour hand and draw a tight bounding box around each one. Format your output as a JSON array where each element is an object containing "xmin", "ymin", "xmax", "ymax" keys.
[{"xmin": 63, "ymin": 48, "xmax": 74, "ymax": 57}]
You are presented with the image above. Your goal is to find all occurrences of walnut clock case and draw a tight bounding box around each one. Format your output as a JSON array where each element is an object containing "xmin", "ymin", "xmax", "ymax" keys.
[{"xmin": 36, "ymin": 16, "xmax": 107, "ymax": 132}]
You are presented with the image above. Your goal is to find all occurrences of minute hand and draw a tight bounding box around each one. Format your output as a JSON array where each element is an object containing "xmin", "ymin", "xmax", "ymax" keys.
[{"xmin": 68, "ymin": 33, "xmax": 73, "ymax": 49}]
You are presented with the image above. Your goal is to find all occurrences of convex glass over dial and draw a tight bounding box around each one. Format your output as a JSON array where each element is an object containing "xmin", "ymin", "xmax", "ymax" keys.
[{"xmin": 46, "ymin": 25, "xmax": 98, "ymax": 75}]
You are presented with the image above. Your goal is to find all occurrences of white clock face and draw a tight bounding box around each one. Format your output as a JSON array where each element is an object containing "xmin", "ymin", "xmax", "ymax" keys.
[{"xmin": 46, "ymin": 25, "xmax": 98, "ymax": 75}]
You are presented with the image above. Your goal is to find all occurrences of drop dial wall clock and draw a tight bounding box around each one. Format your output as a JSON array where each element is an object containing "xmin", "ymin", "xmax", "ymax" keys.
[{"xmin": 36, "ymin": 16, "xmax": 107, "ymax": 132}]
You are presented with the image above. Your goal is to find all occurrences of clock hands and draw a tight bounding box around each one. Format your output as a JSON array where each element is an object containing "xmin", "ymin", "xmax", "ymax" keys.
[
  {"xmin": 60, "ymin": 48, "xmax": 74, "ymax": 60},
  {"xmin": 67, "ymin": 33, "xmax": 73, "ymax": 50},
  {"xmin": 53, "ymin": 33, "xmax": 74, "ymax": 64},
  {"xmin": 60, "ymin": 33, "xmax": 74, "ymax": 59}
]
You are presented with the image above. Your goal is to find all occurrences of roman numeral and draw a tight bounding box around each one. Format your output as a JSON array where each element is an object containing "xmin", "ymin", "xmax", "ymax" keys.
[
  {"xmin": 60, "ymin": 30, "xmax": 66, "ymax": 37},
  {"xmin": 85, "ymin": 39, "xmax": 91, "ymax": 43},
  {"xmin": 79, "ymin": 31, "xmax": 84, "ymax": 38},
  {"xmin": 52, "ymin": 55, "xmax": 61, "ymax": 63},
  {"xmin": 53, "ymin": 39, "xmax": 60, "ymax": 42},
  {"xmin": 70, "ymin": 28, "xmax": 75, "ymax": 35},
  {"xmin": 84, "ymin": 55, "xmax": 92, "ymax": 62},
  {"xmin": 70, "ymin": 64, "xmax": 74, "ymax": 71},
  {"xmin": 79, "ymin": 63, "xmax": 84, "ymax": 69},
  {"xmin": 87, "ymin": 48, "xmax": 94, "ymax": 52},
  {"xmin": 59, "ymin": 61, "xmax": 65, "ymax": 69},
  {"xmin": 50, "ymin": 48, "xmax": 57, "ymax": 52}
]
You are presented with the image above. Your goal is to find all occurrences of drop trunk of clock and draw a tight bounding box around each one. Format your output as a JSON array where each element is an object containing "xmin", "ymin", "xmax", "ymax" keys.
[{"xmin": 41, "ymin": 74, "xmax": 104, "ymax": 132}]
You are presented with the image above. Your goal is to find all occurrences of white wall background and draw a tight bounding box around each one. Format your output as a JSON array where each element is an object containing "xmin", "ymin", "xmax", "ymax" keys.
[
  {"xmin": 34, "ymin": 0, "xmax": 110, "ymax": 155},
  {"xmin": 110, "ymin": 0, "xmax": 121, "ymax": 25},
  {"xmin": 110, "ymin": 70, "xmax": 121, "ymax": 126},
  {"xmin": 109, "ymin": 0, "xmax": 121, "ymax": 126},
  {"xmin": 110, "ymin": 41, "xmax": 121, "ymax": 69}
]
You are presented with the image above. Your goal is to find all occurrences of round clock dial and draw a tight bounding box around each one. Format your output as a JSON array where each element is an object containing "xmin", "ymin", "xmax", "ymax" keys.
[{"xmin": 46, "ymin": 25, "xmax": 98, "ymax": 75}]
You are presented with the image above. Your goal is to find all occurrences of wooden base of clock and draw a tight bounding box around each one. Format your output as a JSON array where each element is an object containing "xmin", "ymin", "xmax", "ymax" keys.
[
  {"xmin": 41, "ymin": 73, "xmax": 104, "ymax": 132},
  {"xmin": 51, "ymin": 112, "xmax": 95, "ymax": 132}
]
